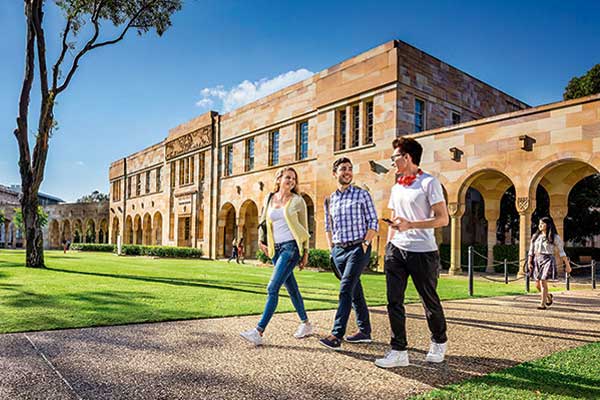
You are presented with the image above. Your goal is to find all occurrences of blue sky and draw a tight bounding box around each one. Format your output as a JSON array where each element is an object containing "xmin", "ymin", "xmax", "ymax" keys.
[{"xmin": 1, "ymin": 0, "xmax": 599, "ymax": 202}]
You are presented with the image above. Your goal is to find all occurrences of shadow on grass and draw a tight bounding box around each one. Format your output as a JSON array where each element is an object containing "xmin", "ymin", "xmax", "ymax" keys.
[{"xmin": 46, "ymin": 267, "xmax": 340, "ymax": 306}]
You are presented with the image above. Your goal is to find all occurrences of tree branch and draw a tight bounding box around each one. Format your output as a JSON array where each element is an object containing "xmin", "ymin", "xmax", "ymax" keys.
[
  {"xmin": 14, "ymin": 0, "xmax": 36, "ymax": 182},
  {"xmin": 51, "ymin": 16, "xmax": 72, "ymax": 92}
]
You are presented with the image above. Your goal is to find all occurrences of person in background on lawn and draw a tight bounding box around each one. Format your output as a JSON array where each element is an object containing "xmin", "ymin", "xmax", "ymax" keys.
[
  {"xmin": 228, "ymin": 238, "xmax": 239, "ymax": 263},
  {"xmin": 528, "ymin": 216, "xmax": 571, "ymax": 310},
  {"xmin": 319, "ymin": 157, "xmax": 379, "ymax": 350},
  {"xmin": 240, "ymin": 167, "xmax": 313, "ymax": 345},
  {"xmin": 375, "ymin": 137, "xmax": 449, "ymax": 368},
  {"xmin": 237, "ymin": 237, "xmax": 245, "ymax": 264}
]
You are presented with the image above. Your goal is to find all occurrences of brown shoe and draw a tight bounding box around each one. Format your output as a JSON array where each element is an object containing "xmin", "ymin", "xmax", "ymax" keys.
[
  {"xmin": 537, "ymin": 305, "xmax": 547, "ymax": 310},
  {"xmin": 546, "ymin": 293, "xmax": 553, "ymax": 306}
]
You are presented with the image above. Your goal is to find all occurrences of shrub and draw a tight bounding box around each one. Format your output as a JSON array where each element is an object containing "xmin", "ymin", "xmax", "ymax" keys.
[
  {"xmin": 307, "ymin": 249, "xmax": 332, "ymax": 270},
  {"xmin": 70, "ymin": 243, "xmax": 115, "ymax": 252},
  {"xmin": 439, "ymin": 244, "xmax": 488, "ymax": 272},
  {"xmin": 256, "ymin": 249, "xmax": 271, "ymax": 264},
  {"xmin": 493, "ymin": 244, "xmax": 520, "ymax": 273},
  {"xmin": 367, "ymin": 251, "xmax": 379, "ymax": 272},
  {"xmin": 121, "ymin": 244, "xmax": 202, "ymax": 258}
]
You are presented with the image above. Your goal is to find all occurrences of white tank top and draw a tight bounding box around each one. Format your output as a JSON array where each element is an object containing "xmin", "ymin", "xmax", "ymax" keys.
[{"xmin": 269, "ymin": 207, "xmax": 294, "ymax": 244}]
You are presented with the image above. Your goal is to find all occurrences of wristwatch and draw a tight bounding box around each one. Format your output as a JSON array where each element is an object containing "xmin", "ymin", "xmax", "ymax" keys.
[{"xmin": 363, "ymin": 240, "xmax": 371, "ymax": 247}]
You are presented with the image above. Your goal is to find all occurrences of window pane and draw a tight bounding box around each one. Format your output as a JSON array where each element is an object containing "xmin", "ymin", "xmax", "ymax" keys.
[
  {"xmin": 298, "ymin": 122, "xmax": 308, "ymax": 160},
  {"xmin": 414, "ymin": 99, "xmax": 425, "ymax": 133},
  {"xmin": 366, "ymin": 101, "xmax": 374, "ymax": 144},
  {"xmin": 339, "ymin": 110, "xmax": 347, "ymax": 150},
  {"xmin": 352, "ymin": 105, "xmax": 360, "ymax": 147}
]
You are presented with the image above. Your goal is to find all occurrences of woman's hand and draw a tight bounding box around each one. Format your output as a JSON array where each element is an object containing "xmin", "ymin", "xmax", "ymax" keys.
[
  {"xmin": 298, "ymin": 251, "xmax": 308, "ymax": 270},
  {"xmin": 259, "ymin": 243, "xmax": 269, "ymax": 258},
  {"xmin": 565, "ymin": 264, "xmax": 572, "ymax": 274}
]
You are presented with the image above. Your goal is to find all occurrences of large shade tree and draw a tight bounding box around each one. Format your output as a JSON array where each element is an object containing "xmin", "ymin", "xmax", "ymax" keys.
[{"xmin": 14, "ymin": 0, "xmax": 182, "ymax": 268}]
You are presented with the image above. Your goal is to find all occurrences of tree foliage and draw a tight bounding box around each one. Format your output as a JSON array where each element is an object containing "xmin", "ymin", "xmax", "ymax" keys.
[
  {"xmin": 77, "ymin": 190, "xmax": 109, "ymax": 203},
  {"xmin": 565, "ymin": 174, "xmax": 600, "ymax": 245},
  {"xmin": 0, "ymin": 210, "xmax": 5, "ymax": 226},
  {"xmin": 563, "ymin": 63, "xmax": 600, "ymax": 100},
  {"xmin": 14, "ymin": 0, "xmax": 182, "ymax": 268},
  {"xmin": 14, "ymin": 207, "xmax": 49, "ymax": 231}
]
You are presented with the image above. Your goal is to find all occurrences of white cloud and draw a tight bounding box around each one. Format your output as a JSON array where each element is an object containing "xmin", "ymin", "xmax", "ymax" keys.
[
  {"xmin": 75, "ymin": 161, "xmax": 85, "ymax": 167},
  {"xmin": 196, "ymin": 68, "xmax": 314, "ymax": 112}
]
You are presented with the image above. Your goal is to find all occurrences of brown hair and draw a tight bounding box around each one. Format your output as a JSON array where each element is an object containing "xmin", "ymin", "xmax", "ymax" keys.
[
  {"xmin": 332, "ymin": 157, "xmax": 352, "ymax": 173},
  {"xmin": 392, "ymin": 137, "xmax": 423, "ymax": 166},
  {"xmin": 272, "ymin": 167, "xmax": 300, "ymax": 194}
]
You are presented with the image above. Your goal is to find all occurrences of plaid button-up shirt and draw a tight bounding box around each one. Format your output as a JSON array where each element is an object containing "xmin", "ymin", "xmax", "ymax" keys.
[{"xmin": 324, "ymin": 185, "xmax": 379, "ymax": 244}]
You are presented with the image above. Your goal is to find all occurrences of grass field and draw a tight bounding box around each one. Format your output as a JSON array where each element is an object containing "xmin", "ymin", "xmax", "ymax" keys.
[
  {"xmin": 412, "ymin": 341, "xmax": 600, "ymax": 400},
  {"xmin": 0, "ymin": 250, "xmax": 535, "ymax": 334}
]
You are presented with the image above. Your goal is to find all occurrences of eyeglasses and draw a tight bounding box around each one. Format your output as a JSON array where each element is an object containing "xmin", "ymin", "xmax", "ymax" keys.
[{"xmin": 390, "ymin": 153, "xmax": 405, "ymax": 163}]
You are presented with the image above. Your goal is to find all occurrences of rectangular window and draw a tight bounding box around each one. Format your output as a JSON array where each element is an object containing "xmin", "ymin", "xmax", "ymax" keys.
[
  {"xmin": 190, "ymin": 155, "xmax": 195, "ymax": 184},
  {"xmin": 245, "ymin": 138, "xmax": 255, "ymax": 171},
  {"xmin": 127, "ymin": 177, "xmax": 132, "ymax": 198},
  {"xmin": 198, "ymin": 153, "xmax": 205, "ymax": 182},
  {"xmin": 351, "ymin": 105, "xmax": 360, "ymax": 147},
  {"xmin": 170, "ymin": 162, "xmax": 176, "ymax": 188},
  {"xmin": 156, "ymin": 167, "xmax": 162, "ymax": 192},
  {"xmin": 224, "ymin": 144, "xmax": 233, "ymax": 176},
  {"xmin": 297, "ymin": 121, "xmax": 309, "ymax": 160},
  {"xmin": 365, "ymin": 101, "xmax": 374, "ymax": 144},
  {"xmin": 112, "ymin": 180, "xmax": 121, "ymax": 201},
  {"xmin": 414, "ymin": 98, "xmax": 425, "ymax": 133},
  {"xmin": 136, "ymin": 174, "xmax": 141, "ymax": 196},
  {"xmin": 336, "ymin": 109, "xmax": 347, "ymax": 151},
  {"xmin": 145, "ymin": 171, "xmax": 151, "ymax": 193},
  {"xmin": 269, "ymin": 131, "xmax": 279, "ymax": 166},
  {"xmin": 452, "ymin": 112, "xmax": 461, "ymax": 125}
]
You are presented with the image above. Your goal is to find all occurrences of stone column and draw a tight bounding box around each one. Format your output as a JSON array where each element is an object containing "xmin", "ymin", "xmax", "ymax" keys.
[
  {"xmin": 448, "ymin": 202, "xmax": 464, "ymax": 276},
  {"xmin": 550, "ymin": 205, "xmax": 569, "ymax": 275},
  {"xmin": 95, "ymin": 227, "xmax": 100, "ymax": 244},
  {"xmin": 484, "ymin": 209, "xmax": 500, "ymax": 273},
  {"xmin": 517, "ymin": 196, "xmax": 533, "ymax": 277}
]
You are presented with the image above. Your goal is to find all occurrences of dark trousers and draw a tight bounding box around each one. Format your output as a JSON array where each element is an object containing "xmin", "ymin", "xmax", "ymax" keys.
[
  {"xmin": 331, "ymin": 244, "xmax": 372, "ymax": 338},
  {"xmin": 384, "ymin": 243, "xmax": 447, "ymax": 351}
]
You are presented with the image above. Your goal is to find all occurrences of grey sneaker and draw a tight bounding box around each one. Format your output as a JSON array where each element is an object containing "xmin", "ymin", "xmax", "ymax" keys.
[
  {"xmin": 425, "ymin": 341, "xmax": 447, "ymax": 363},
  {"xmin": 240, "ymin": 328, "xmax": 263, "ymax": 346},
  {"xmin": 345, "ymin": 331, "xmax": 372, "ymax": 343},
  {"xmin": 375, "ymin": 350, "xmax": 409, "ymax": 368}
]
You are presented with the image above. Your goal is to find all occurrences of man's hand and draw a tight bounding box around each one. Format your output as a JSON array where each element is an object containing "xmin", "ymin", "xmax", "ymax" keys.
[{"xmin": 391, "ymin": 216, "xmax": 412, "ymax": 232}]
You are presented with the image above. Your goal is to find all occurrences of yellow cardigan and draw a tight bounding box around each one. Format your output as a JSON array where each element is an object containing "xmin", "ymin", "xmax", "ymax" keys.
[{"xmin": 260, "ymin": 193, "xmax": 310, "ymax": 257}]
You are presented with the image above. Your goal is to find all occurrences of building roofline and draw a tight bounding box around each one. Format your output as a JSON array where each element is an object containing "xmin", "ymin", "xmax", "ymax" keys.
[{"xmin": 410, "ymin": 93, "xmax": 600, "ymax": 140}]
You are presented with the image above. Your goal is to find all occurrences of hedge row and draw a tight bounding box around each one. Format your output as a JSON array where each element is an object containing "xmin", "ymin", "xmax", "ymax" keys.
[
  {"xmin": 121, "ymin": 245, "xmax": 203, "ymax": 258},
  {"xmin": 70, "ymin": 243, "xmax": 116, "ymax": 252},
  {"xmin": 256, "ymin": 248, "xmax": 379, "ymax": 271}
]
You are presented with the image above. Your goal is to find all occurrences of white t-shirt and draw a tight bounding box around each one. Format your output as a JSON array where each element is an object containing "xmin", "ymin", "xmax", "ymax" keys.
[
  {"xmin": 387, "ymin": 172, "xmax": 445, "ymax": 252},
  {"xmin": 269, "ymin": 207, "xmax": 295, "ymax": 244}
]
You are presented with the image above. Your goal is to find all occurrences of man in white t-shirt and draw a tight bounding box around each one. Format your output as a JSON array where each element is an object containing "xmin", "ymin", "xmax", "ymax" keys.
[{"xmin": 375, "ymin": 137, "xmax": 450, "ymax": 368}]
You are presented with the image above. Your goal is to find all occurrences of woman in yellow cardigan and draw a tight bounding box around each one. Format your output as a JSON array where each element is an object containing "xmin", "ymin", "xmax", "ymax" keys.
[{"xmin": 240, "ymin": 167, "xmax": 313, "ymax": 345}]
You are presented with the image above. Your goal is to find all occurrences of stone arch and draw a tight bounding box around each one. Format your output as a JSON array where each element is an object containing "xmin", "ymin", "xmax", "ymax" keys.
[
  {"xmin": 62, "ymin": 220, "xmax": 72, "ymax": 243},
  {"xmin": 301, "ymin": 193, "xmax": 316, "ymax": 249},
  {"xmin": 142, "ymin": 213, "xmax": 152, "ymax": 245},
  {"xmin": 111, "ymin": 217, "xmax": 120, "ymax": 244},
  {"xmin": 448, "ymin": 169, "xmax": 515, "ymax": 274},
  {"xmin": 239, "ymin": 200, "xmax": 259, "ymax": 259},
  {"xmin": 152, "ymin": 212, "xmax": 163, "ymax": 245},
  {"xmin": 73, "ymin": 219, "xmax": 83, "ymax": 243},
  {"xmin": 49, "ymin": 220, "xmax": 60, "ymax": 248},
  {"xmin": 134, "ymin": 215, "xmax": 142, "ymax": 245},
  {"xmin": 217, "ymin": 202, "xmax": 236, "ymax": 258},
  {"xmin": 98, "ymin": 218, "xmax": 108, "ymax": 244},
  {"xmin": 125, "ymin": 216, "xmax": 133, "ymax": 244},
  {"xmin": 84, "ymin": 219, "xmax": 96, "ymax": 243}
]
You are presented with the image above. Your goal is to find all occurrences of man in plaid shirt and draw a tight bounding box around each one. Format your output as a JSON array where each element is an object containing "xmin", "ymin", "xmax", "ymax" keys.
[{"xmin": 319, "ymin": 157, "xmax": 379, "ymax": 350}]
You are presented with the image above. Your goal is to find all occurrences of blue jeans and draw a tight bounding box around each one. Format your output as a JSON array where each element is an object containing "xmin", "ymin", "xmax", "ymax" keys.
[
  {"xmin": 331, "ymin": 244, "xmax": 372, "ymax": 338},
  {"xmin": 257, "ymin": 240, "xmax": 308, "ymax": 332}
]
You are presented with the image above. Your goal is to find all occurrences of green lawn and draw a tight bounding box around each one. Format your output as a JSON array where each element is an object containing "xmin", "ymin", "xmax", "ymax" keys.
[
  {"xmin": 1, "ymin": 250, "xmax": 530, "ymax": 334},
  {"xmin": 412, "ymin": 341, "xmax": 600, "ymax": 400}
]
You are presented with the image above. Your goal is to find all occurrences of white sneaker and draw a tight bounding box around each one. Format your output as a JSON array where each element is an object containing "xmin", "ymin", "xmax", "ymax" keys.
[
  {"xmin": 374, "ymin": 350, "xmax": 409, "ymax": 368},
  {"xmin": 240, "ymin": 328, "xmax": 263, "ymax": 346},
  {"xmin": 425, "ymin": 341, "xmax": 447, "ymax": 363},
  {"xmin": 293, "ymin": 321, "xmax": 313, "ymax": 339}
]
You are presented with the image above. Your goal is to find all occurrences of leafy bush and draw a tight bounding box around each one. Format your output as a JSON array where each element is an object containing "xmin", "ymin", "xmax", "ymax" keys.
[
  {"xmin": 70, "ymin": 243, "xmax": 115, "ymax": 252},
  {"xmin": 493, "ymin": 244, "xmax": 520, "ymax": 273},
  {"xmin": 439, "ymin": 244, "xmax": 488, "ymax": 272},
  {"xmin": 367, "ymin": 251, "xmax": 379, "ymax": 272},
  {"xmin": 121, "ymin": 244, "xmax": 202, "ymax": 258},
  {"xmin": 307, "ymin": 249, "xmax": 332, "ymax": 270},
  {"xmin": 256, "ymin": 249, "xmax": 271, "ymax": 264}
]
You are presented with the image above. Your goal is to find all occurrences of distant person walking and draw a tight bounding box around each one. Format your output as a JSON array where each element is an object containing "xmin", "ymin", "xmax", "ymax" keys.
[
  {"xmin": 240, "ymin": 167, "xmax": 313, "ymax": 345},
  {"xmin": 237, "ymin": 237, "xmax": 245, "ymax": 264},
  {"xmin": 528, "ymin": 216, "xmax": 571, "ymax": 310},
  {"xmin": 228, "ymin": 238, "xmax": 239, "ymax": 263},
  {"xmin": 319, "ymin": 157, "xmax": 379, "ymax": 350}
]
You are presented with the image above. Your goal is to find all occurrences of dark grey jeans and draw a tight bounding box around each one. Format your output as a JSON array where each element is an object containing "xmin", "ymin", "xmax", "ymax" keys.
[{"xmin": 384, "ymin": 243, "xmax": 447, "ymax": 351}]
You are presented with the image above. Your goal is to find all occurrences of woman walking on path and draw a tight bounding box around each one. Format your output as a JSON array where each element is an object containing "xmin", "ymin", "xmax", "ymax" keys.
[
  {"xmin": 237, "ymin": 237, "xmax": 245, "ymax": 264},
  {"xmin": 240, "ymin": 167, "xmax": 313, "ymax": 345},
  {"xmin": 528, "ymin": 216, "xmax": 572, "ymax": 310},
  {"xmin": 228, "ymin": 238, "xmax": 239, "ymax": 263}
]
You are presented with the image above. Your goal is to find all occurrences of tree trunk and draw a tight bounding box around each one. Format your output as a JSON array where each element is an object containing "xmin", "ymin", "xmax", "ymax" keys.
[{"xmin": 21, "ymin": 187, "xmax": 45, "ymax": 268}]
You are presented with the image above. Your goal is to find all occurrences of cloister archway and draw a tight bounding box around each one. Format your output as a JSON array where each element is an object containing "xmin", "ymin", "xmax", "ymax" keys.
[
  {"xmin": 302, "ymin": 193, "xmax": 316, "ymax": 249},
  {"xmin": 217, "ymin": 202, "xmax": 236, "ymax": 258},
  {"xmin": 239, "ymin": 200, "xmax": 259, "ymax": 259},
  {"xmin": 153, "ymin": 212, "xmax": 163, "ymax": 245},
  {"xmin": 143, "ymin": 213, "xmax": 152, "ymax": 245}
]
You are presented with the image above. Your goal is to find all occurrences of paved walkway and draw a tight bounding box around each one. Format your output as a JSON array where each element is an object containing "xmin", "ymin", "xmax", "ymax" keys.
[{"xmin": 2, "ymin": 290, "xmax": 600, "ymax": 400}]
